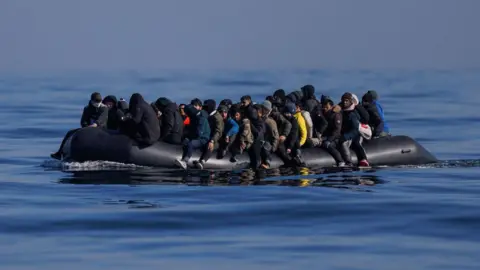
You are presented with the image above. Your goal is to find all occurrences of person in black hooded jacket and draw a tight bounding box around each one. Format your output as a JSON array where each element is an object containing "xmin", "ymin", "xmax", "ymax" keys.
[
  {"xmin": 272, "ymin": 89, "xmax": 286, "ymax": 110},
  {"xmin": 102, "ymin": 95, "xmax": 123, "ymax": 130},
  {"xmin": 301, "ymin": 84, "xmax": 319, "ymax": 113},
  {"xmin": 154, "ymin": 97, "xmax": 184, "ymax": 145},
  {"xmin": 121, "ymin": 93, "xmax": 160, "ymax": 146}
]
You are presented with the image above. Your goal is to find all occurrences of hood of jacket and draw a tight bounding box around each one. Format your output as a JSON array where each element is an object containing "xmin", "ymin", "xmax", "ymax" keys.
[{"xmin": 301, "ymin": 84, "xmax": 315, "ymax": 100}]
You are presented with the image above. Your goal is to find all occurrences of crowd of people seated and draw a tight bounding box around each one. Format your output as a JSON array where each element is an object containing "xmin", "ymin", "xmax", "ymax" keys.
[{"xmin": 51, "ymin": 85, "xmax": 391, "ymax": 169}]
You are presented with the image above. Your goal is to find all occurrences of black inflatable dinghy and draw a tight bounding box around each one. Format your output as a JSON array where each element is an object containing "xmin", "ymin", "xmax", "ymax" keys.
[{"xmin": 62, "ymin": 127, "xmax": 438, "ymax": 169}]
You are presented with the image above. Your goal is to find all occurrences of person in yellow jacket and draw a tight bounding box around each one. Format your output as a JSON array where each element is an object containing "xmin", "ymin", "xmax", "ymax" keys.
[{"xmin": 294, "ymin": 102, "xmax": 307, "ymax": 147}]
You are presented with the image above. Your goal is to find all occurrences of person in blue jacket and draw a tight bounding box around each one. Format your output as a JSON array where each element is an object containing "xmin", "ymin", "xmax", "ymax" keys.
[
  {"xmin": 175, "ymin": 104, "xmax": 210, "ymax": 170},
  {"xmin": 217, "ymin": 105, "xmax": 240, "ymax": 159},
  {"xmin": 366, "ymin": 90, "xmax": 390, "ymax": 136}
]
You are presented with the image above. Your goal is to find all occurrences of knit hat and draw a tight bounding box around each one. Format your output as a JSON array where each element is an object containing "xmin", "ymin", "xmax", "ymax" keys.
[
  {"xmin": 283, "ymin": 102, "xmax": 296, "ymax": 114},
  {"xmin": 203, "ymin": 99, "xmax": 216, "ymax": 114},
  {"xmin": 262, "ymin": 100, "xmax": 272, "ymax": 112},
  {"xmin": 217, "ymin": 105, "xmax": 228, "ymax": 113},
  {"xmin": 90, "ymin": 92, "xmax": 102, "ymax": 103},
  {"xmin": 367, "ymin": 90, "xmax": 378, "ymax": 100},
  {"xmin": 321, "ymin": 95, "xmax": 334, "ymax": 105}
]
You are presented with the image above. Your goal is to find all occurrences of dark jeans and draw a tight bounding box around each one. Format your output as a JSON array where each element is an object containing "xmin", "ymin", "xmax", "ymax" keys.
[
  {"xmin": 199, "ymin": 139, "xmax": 219, "ymax": 162},
  {"xmin": 217, "ymin": 135, "xmax": 236, "ymax": 159},
  {"xmin": 321, "ymin": 140, "xmax": 344, "ymax": 164},
  {"xmin": 248, "ymin": 140, "xmax": 262, "ymax": 169},
  {"xmin": 260, "ymin": 141, "xmax": 272, "ymax": 166},
  {"xmin": 340, "ymin": 135, "xmax": 367, "ymax": 164},
  {"xmin": 181, "ymin": 138, "xmax": 206, "ymax": 162},
  {"xmin": 276, "ymin": 142, "xmax": 302, "ymax": 166},
  {"xmin": 56, "ymin": 128, "xmax": 80, "ymax": 153}
]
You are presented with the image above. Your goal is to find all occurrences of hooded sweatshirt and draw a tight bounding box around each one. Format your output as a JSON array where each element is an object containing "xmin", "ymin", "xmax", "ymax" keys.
[
  {"xmin": 103, "ymin": 95, "xmax": 121, "ymax": 130},
  {"xmin": 301, "ymin": 84, "xmax": 319, "ymax": 113},
  {"xmin": 184, "ymin": 104, "xmax": 210, "ymax": 143},
  {"xmin": 155, "ymin": 97, "xmax": 184, "ymax": 143},
  {"xmin": 127, "ymin": 93, "xmax": 160, "ymax": 145}
]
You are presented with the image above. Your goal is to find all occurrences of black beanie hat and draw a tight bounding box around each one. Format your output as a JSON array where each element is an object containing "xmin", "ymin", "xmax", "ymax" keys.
[
  {"xmin": 90, "ymin": 92, "xmax": 102, "ymax": 102},
  {"xmin": 203, "ymin": 99, "xmax": 216, "ymax": 114}
]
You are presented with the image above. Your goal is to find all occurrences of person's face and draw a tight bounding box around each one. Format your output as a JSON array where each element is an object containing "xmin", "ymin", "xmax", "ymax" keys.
[
  {"xmin": 221, "ymin": 111, "xmax": 228, "ymax": 119},
  {"xmin": 240, "ymin": 99, "xmax": 250, "ymax": 108},
  {"xmin": 179, "ymin": 105, "xmax": 185, "ymax": 116},
  {"xmin": 257, "ymin": 109, "xmax": 263, "ymax": 119},
  {"xmin": 194, "ymin": 104, "xmax": 202, "ymax": 111},
  {"xmin": 322, "ymin": 103, "xmax": 332, "ymax": 113},
  {"xmin": 234, "ymin": 112, "xmax": 241, "ymax": 122},
  {"xmin": 104, "ymin": 101, "xmax": 114, "ymax": 109},
  {"xmin": 284, "ymin": 112, "xmax": 292, "ymax": 118},
  {"xmin": 342, "ymin": 98, "xmax": 352, "ymax": 109}
]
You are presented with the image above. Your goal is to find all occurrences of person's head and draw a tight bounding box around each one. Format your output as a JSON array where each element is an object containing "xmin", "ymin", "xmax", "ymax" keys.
[
  {"xmin": 102, "ymin": 95, "xmax": 117, "ymax": 109},
  {"xmin": 154, "ymin": 97, "xmax": 171, "ymax": 112},
  {"xmin": 321, "ymin": 97, "xmax": 334, "ymax": 113},
  {"xmin": 229, "ymin": 104, "xmax": 242, "ymax": 122},
  {"xmin": 283, "ymin": 102, "xmax": 296, "ymax": 118},
  {"xmin": 203, "ymin": 99, "xmax": 216, "ymax": 114},
  {"xmin": 179, "ymin": 104, "xmax": 186, "ymax": 116},
  {"xmin": 262, "ymin": 100, "xmax": 273, "ymax": 116},
  {"xmin": 301, "ymin": 84, "xmax": 315, "ymax": 100},
  {"xmin": 90, "ymin": 92, "xmax": 102, "ymax": 104},
  {"xmin": 273, "ymin": 89, "xmax": 286, "ymax": 102},
  {"xmin": 295, "ymin": 101, "xmax": 302, "ymax": 113},
  {"xmin": 219, "ymin": 99, "xmax": 233, "ymax": 109},
  {"xmin": 367, "ymin": 90, "xmax": 379, "ymax": 101},
  {"xmin": 184, "ymin": 104, "xmax": 198, "ymax": 118},
  {"xmin": 240, "ymin": 95, "xmax": 252, "ymax": 108},
  {"xmin": 190, "ymin": 98, "xmax": 202, "ymax": 111},
  {"xmin": 217, "ymin": 105, "xmax": 228, "ymax": 120},
  {"xmin": 341, "ymin": 92, "xmax": 354, "ymax": 109},
  {"xmin": 253, "ymin": 104, "xmax": 264, "ymax": 119},
  {"xmin": 362, "ymin": 93, "xmax": 374, "ymax": 106}
]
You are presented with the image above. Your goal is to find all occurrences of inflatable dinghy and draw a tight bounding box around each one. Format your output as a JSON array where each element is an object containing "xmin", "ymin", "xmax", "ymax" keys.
[{"xmin": 62, "ymin": 127, "xmax": 438, "ymax": 169}]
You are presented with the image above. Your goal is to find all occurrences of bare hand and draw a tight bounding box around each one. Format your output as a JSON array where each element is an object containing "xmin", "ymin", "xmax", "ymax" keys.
[
  {"xmin": 89, "ymin": 123, "xmax": 98, "ymax": 128},
  {"xmin": 279, "ymin": 136, "xmax": 286, "ymax": 142},
  {"xmin": 240, "ymin": 143, "xmax": 246, "ymax": 150},
  {"xmin": 286, "ymin": 148, "xmax": 291, "ymax": 154},
  {"xmin": 208, "ymin": 142, "xmax": 214, "ymax": 151},
  {"xmin": 225, "ymin": 136, "xmax": 230, "ymax": 143}
]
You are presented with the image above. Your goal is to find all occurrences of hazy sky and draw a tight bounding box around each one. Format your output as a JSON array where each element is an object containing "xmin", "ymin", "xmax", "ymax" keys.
[{"xmin": 1, "ymin": 0, "xmax": 479, "ymax": 71}]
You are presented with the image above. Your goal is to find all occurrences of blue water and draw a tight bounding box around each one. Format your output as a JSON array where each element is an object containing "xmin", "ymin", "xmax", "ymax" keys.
[{"xmin": 1, "ymin": 69, "xmax": 479, "ymax": 270}]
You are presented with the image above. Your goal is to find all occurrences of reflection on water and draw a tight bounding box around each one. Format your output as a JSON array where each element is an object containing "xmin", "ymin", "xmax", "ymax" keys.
[{"xmin": 56, "ymin": 166, "xmax": 385, "ymax": 192}]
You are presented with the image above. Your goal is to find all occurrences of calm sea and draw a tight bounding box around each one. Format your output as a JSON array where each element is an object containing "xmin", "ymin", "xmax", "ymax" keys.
[{"xmin": 0, "ymin": 69, "xmax": 479, "ymax": 270}]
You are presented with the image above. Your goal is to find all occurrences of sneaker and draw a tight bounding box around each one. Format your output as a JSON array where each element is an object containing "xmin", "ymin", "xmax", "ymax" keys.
[
  {"xmin": 195, "ymin": 160, "xmax": 204, "ymax": 169},
  {"xmin": 50, "ymin": 152, "xmax": 62, "ymax": 160},
  {"xmin": 337, "ymin": 162, "xmax": 346, "ymax": 167},
  {"xmin": 174, "ymin": 158, "xmax": 187, "ymax": 170},
  {"xmin": 359, "ymin": 159, "xmax": 370, "ymax": 167},
  {"xmin": 230, "ymin": 156, "xmax": 238, "ymax": 163}
]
